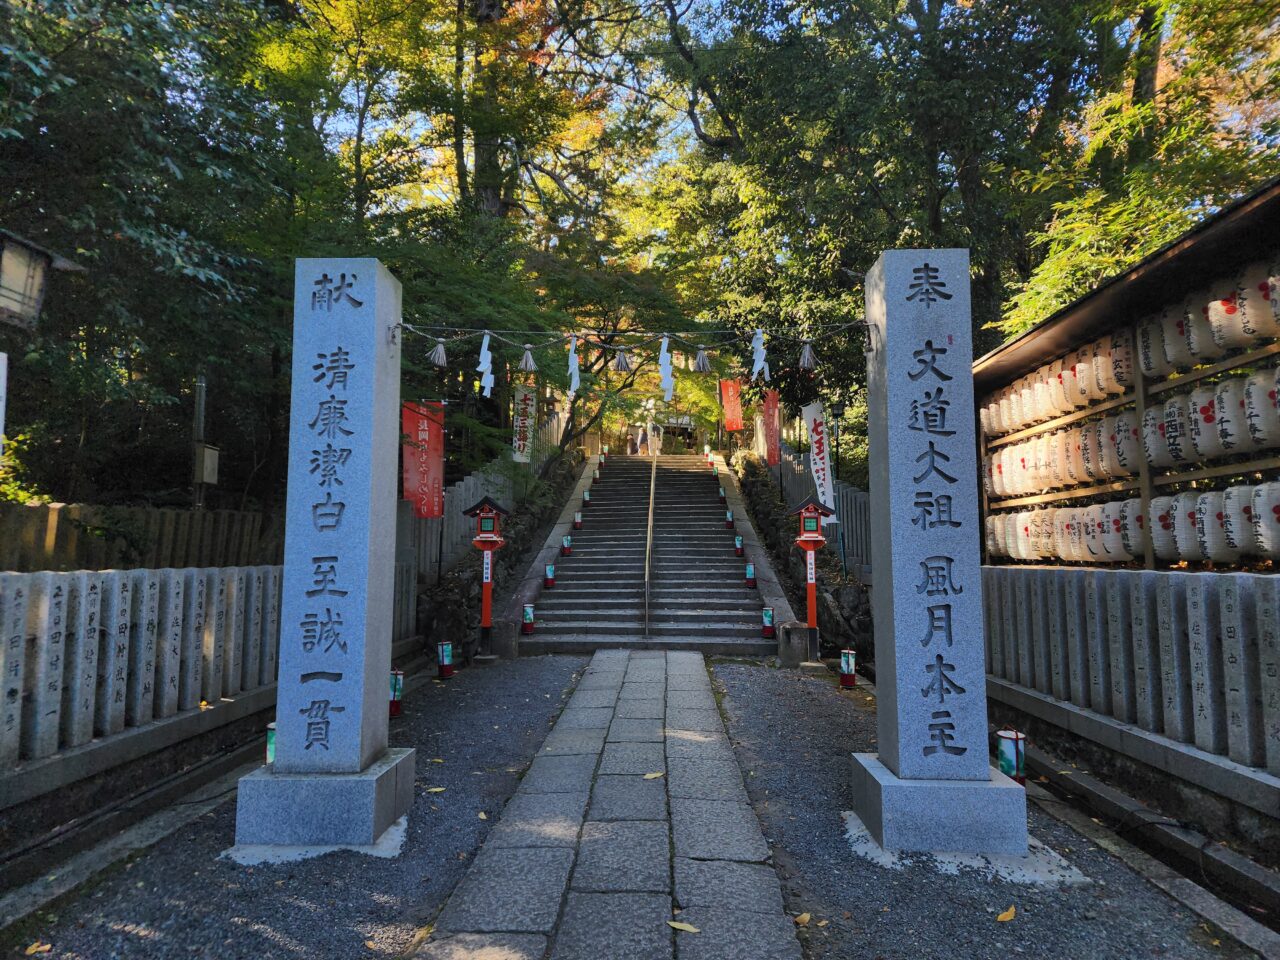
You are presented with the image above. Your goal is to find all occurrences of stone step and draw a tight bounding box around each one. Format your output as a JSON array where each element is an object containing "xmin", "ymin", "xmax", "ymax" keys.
[{"xmin": 518, "ymin": 636, "xmax": 774, "ymax": 656}]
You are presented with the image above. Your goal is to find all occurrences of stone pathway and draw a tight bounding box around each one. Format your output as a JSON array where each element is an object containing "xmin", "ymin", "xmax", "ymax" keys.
[{"xmin": 414, "ymin": 649, "xmax": 801, "ymax": 960}]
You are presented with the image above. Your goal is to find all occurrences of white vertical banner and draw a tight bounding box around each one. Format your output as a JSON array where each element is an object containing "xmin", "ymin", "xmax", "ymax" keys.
[
  {"xmin": 512, "ymin": 385, "xmax": 536, "ymax": 463},
  {"xmin": 0, "ymin": 352, "xmax": 7, "ymax": 459},
  {"xmin": 801, "ymin": 401, "xmax": 837, "ymax": 523}
]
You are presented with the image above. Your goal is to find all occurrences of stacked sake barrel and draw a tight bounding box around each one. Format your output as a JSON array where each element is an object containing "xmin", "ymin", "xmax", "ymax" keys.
[{"xmin": 982, "ymin": 255, "xmax": 1280, "ymax": 567}]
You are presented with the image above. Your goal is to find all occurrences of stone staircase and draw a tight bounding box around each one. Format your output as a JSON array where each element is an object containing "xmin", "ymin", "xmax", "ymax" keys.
[{"xmin": 527, "ymin": 454, "xmax": 773, "ymax": 655}]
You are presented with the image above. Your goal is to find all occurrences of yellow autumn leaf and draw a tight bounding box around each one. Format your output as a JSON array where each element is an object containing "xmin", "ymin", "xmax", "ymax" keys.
[
  {"xmin": 817, "ymin": 920, "xmax": 829, "ymax": 927},
  {"xmin": 794, "ymin": 913, "xmax": 811, "ymax": 926},
  {"xmin": 997, "ymin": 906, "xmax": 1016, "ymax": 922},
  {"xmin": 425, "ymin": 787, "xmax": 446, "ymax": 793},
  {"xmin": 431, "ymin": 758, "xmax": 444, "ymax": 763},
  {"xmin": 364, "ymin": 940, "xmax": 377, "ymax": 949},
  {"xmin": 667, "ymin": 921, "xmax": 700, "ymax": 933},
  {"xmin": 478, "ymin": 811, "xmax": 487, "ymax": 820},
  {"xmin": 25, "ymin": 944, "xmax": 52, "ymax": 956},
  {"xmin": 643, "ymin": 771, "xmax": 664, "ymax": 780}
]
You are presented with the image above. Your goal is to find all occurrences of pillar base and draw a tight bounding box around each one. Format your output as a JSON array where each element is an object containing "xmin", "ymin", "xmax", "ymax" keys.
[
  {"xmin": 234, "ymin": 747, "xmax": 416, "ymax": 847},
  {"xmin": 849, "ymin": 752, "xmax": 1027, "ymax": 855}
]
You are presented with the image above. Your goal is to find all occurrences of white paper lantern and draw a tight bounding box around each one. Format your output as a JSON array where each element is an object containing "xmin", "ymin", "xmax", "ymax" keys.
[
  {"xmin": 1020, "ymin": 376, "xmax": 1037, "ymax": 426},
  {"xmin": 1195, "ymin": 491, "xmax": 1238, "ymax": 564},
  {"xmin": 1187, "ymin": 385, "xmax": 1226, "ymax": 459},
  {"xmin": 1015, "ymin": 511, "xmax": 1035, "ymax": 560},
  {"xmin": 1033, "ymin": 367, "xmax": 1053, "ymax": 422},
  {"xmin": 1080, "ymin": 420, "xmax": 1103, "ymax": 480},
  {"xmin": 991, "ymin": 447, "xmax": 1008, "ymax": 498},
  {"xmin": 1161, "ymin": 303, "xmax": 1196, "ymax": 370},
  {"xmin": 1097, "ymin": 416, "xmax": 1123, "ymax": 477},
  {"xmin": 1047, "ymin": 358, "xmax": 1071, "ymax": 416},
  {"xmin": 1138, "ymin": 315, "xmax": 1174, "ymax": 378},
  {"xmin": 1142, "ymin": 404, "xmax": 1175, "ymax": 469},
  {"xmin": 1149, "ymin": 495, "xmax": 1179, "ymax": 560},
  {"xmin": 1100, "ymin": 500, "xmax": 1131, "ymax": 561},
  {"xmin": 1162, "ymin": 396, "xmax": 1194, "ymax": 465},
  {"xmin": 1237, "ymin": 259, "xmax": 1280, "ymax": 339},
  {"xmin": 1049, "ymin": 431, "xmax": 1068, "ymax": 487},
  {"xmin": 979, "ymin": 404, "xmax": 991, "ymax": 438},
  {"xmin": 1184, "ymin": 291, "xmax": 1227, "ymax": 362},
  {"xmin": 1035, "ymin": 434, "xmax": 1052, "ymax": 489},
  {"xmin": 1109, "ymin": 331, "xmax": 1135, "ymax": 390},
  {"xmin": 1070, "ymin": 346, "xmax": 1094, "ymax": 407},
  {"xmin": 1214, "ymin": 377, "xmax": 1252, "ymax": 452},
  {"xmin": 1120, "ymin": 497, "xmax": 1148, "ymax": 558},
  {"xmin": 1172, "ymin": 490, "xmax": 1205, "ymax": 561},
  {"xmin": 1251, "ymin": 482, "xmax": 1280, "ymax": 559},
  {"xmin": 998, "ymin": 388, "xmax": 1013, "ymax": 435},
  {"xmin": 1081, "ymin": 505, "xmax": 1107, "ymax": 561},
  {"xmin": 1113, "ymin": 410, "xmax": 1141, "ymax": 476},
  {"xmin": 1061, "ymin": 509, "xmax": 1082, "ymax": 561},
  {"xmin": 1222, "ymin": 484, "xmax": 1258, "ymax": 555},
  {"xmin": 1008, "ymin": 379, "xmax": 1025, "ymax": 430},
  {"xmin": 1206, "ymin": 286, "xmax": 1255, "ymax": 350},
  {"xmin": 1243, "ymin": 367, "xmax": 1280, "ymax": 448},
  {"xmin": 985, "ymin": 397, "xmax": 1003, "ymax": 436},
  {"xmin": 1091, "ymin": 337, "xmax": 1117, "ymax": 396},
  {"xmin": 999, "ymin": 513, "xmax": 1018, "ymax": 558},
  {"xmin": 982, "ymin": 455, "xmax": 994, "ymax": 497},
  {"xmin": 1061, "ymin": 427, "xmax": 1081, "ymax": 485},
  {"xmin": 985, "ymin": 514, "xmax": 1002, "ymax": 557}
]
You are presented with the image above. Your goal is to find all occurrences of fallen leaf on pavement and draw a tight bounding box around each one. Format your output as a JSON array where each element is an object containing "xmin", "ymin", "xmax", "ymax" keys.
[
  {"xmin": 997, "ymin": 906, "xmax": 1016, "ymax": 922},
  {"xmin": 25, "ymin": 944, "xmax": 52, "ymax": 956},
  {"xmin": 667, "ymin": 922, "xmax": 700, "ymax": 933},
  {"xmin": 425, "ymin": 787, "xmax": 446, "ymax": 793},
  {"xmin": 817, "ymin": 920, "xmax": 829, "ymax": 927},
  {"xmin": 365, "ymin": 940, "xmax": 377, "ymax": 949},
  {"xmin": 478, "ymin": 812, "xmax": 487, "ymax": 820},
  {"xmin": 794, "ymin": 913, "xmax": 811, "ymax": 926},
  {"xmin": 643, "ymin": 772, "xmax": 664, "ymax": 780}
]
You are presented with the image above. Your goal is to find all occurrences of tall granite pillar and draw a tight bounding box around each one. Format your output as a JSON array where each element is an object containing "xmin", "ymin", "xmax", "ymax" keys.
[
  {"xmin": 851, "ymin": 249, "xmax": 1028, "ymax": 855},
  {"xmin": 234, "ymin": 259, "xmax": 415, "ymax": 849}
]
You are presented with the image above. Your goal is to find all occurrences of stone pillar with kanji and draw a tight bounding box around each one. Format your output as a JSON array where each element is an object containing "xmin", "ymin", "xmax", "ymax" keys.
[
  {"xmin": 851, "ymin": 249, "xmax": 1027, "ymax": 855},
  {"xmin": 233, "ymin": 259, "xmax": 415, "ymax": 852}
]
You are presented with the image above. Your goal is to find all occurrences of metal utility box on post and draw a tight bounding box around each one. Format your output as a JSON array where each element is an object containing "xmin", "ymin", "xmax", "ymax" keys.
[{"xmin": 790, "ymin": 495, "xmax": 833, "ymax": 661}]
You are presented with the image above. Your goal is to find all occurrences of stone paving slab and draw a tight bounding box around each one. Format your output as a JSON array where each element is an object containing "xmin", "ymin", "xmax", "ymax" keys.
[
  {"xmin": 520, "ymin": 754, "xmax": 598, "ymax": 794},
  {"xmin": 434, "ymin": 847, "xmax": 574, "ymax": 933},
  {"xmin": 417, "ymin": 651, "xmax": 795, "ymax": 960},
  {"xmin": 672, "ymin": 907, "xmax": 802, "ymax": 960},
  {"xmin": 671, "ymin": 799, "xmax": 771, "ymax": 862},
  {"xmin": 573, "ymin": 821, "xmax": 670, "ymax": 893},
  {"xmin": 558, "ymin": 706, "xmax": 615, "ymax": 729},
  {"xmin": 550, "ymin": 892, "xmax": 673, "ymax": 960},
  {"xmin": 414, "ymin": 933, "xmax": 548, "ymax": 960},
  {"xmin": 667, "ymin": 689, "xmax": 716, "ymax": 709},
  {"xmin": 569, "ymin": 688, "xmax": 620, "ymax": 709},
  {"xmin": 673, "ymin": 858, "xmax": 784, "ymax": 914},
  {"xmin": 539, "ymin": 728, "xmax": 607, "ymax": 756},
  {"xmin": 665, "ymin": 729, "xmax": 735, "ymax": 762},
  {"xmin": 599, "ymin": 741, "xmax": 666, "ymax": 775},
  {"xmin": 616, "ymin": 698, "xmax": 666, "ymax": 719},
  {"xmin": 608, "ymin": 718, "xmax": 665, "ymax": 742},
  {"xmin": 620, "ymin": 681, "xmax": 666, "ymax": 700},
  {"xmin": 665, "ymin": 708, "xmax": 723, "ymax": 732},
  {"xmin": 667, "ymin": 758, "xmax": 749, "ymax": 803},
  {"xmin": 589, "ymin": 774, "xmax": 668, "ymax": 820},
  {"xmin": 487, "ymin": 791, "xmax": 588, "ymax": 848}
]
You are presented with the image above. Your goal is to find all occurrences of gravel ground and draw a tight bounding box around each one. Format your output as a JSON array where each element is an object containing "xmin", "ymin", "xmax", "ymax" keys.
[
  {"xmin": 3, "ymin": 655, "xmax": 586, "ymax": 960},
  {"xmin": 710, "ymin": 662, "xmax": 1255, "ymax": 960}
]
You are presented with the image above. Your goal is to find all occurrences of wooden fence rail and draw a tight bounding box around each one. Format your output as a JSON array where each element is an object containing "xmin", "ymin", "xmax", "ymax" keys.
[{"xmin": 0, "ymin": 503, "xmax": 283, "ymax": 573}]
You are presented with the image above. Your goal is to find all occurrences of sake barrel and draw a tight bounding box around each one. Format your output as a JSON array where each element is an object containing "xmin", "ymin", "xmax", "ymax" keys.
[
  {"xmin": 1214, "ymin": 377, "xmax": 1252, "ymax": 452},
  {"xmin": 1138, "ymin": 315, "xmax": 1174, "ymax": 378},
  {"xmin": 1187, "ymin": 384, "xmax": 1226, "ymax": 459},
  {"xmin": 1149, "ymin": 495, "xmax": 1179, "ymax": 561},
  {"xmin": 1142, "ymin": 404, "xmax": 1175, "ymax": 469},
  {"xmin": 1243, "ymin": 367, "xmax": 1280, "ymax": 448},
  {"xmin": 1222, "ymin": 484, "xmax": 1258, "ymax": 555}
]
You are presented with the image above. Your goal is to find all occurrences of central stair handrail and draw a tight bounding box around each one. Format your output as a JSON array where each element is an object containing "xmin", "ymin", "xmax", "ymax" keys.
[{"xmin": 643, "ymin": 448, "xmax": 657, "ymax": 638}]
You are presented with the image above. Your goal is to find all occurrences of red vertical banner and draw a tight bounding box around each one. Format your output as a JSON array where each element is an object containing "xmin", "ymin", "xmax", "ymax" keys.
[
  {"xmin": 763, "ymin": 389, "xmax": 781, "ymax": 466},
  {"xmin": 402, "ymin": 401, "xmax": 445, "ymax": 518},
  {"xmin": 720, "ymin": 379, "xmax": 744, "ymax": 432}
]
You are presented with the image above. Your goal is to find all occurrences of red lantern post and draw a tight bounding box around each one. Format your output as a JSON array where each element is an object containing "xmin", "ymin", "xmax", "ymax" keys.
[
  {"xmin": 464, "ymin": 496, "xmax": 509, "ymax": 656},
  {"xmin": 790, "ymin": 496, "xmax": 833, "ymax": 661}
]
